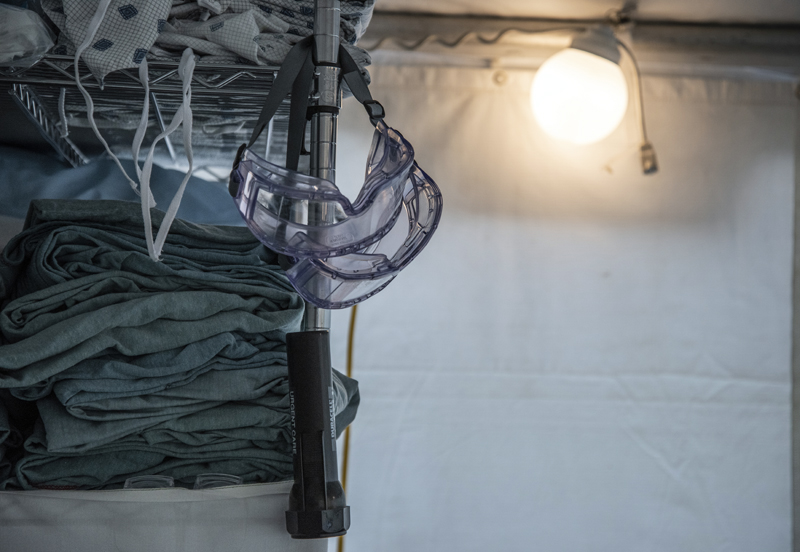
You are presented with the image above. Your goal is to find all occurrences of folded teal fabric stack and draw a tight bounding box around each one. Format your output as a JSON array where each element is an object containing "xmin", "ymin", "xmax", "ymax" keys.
[{"xmin": 0, "ymin": 199, "xmax": 359, "ymax": 490}]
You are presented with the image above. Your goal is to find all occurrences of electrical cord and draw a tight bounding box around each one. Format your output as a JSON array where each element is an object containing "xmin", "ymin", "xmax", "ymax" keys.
[
  {"xmin": 616, "ymin": 40, "xmax": 647, "ymax": 141},
  {"xmin": 616, "ymin": 39, "xmax": 658, "ymax": 173},
  {"xmin": 337, "ymin": 303, "xmax": 358, "ymax": 552}
]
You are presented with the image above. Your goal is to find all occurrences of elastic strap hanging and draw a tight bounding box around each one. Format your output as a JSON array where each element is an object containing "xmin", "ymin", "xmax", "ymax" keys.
[
  {"xmin": 138, "ymin": 48, "xmax": 197, "ymax": 261},
  {"xmin": 75, "ymin": 0, "xmax": 199, "ymax": 262},
  {"xmin": 72, "ymin": 0, "xmax": 151, "ymax": 202}
]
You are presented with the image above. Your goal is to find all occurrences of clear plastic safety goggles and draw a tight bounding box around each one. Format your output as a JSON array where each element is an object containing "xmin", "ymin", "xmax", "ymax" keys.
[
  {"xmin": 229, "ymin": 36, "xmax": 442, "ymax": 309},
  {"xmin": 230, "ymin": 122, "xmax": 442, "ymax": 309}
]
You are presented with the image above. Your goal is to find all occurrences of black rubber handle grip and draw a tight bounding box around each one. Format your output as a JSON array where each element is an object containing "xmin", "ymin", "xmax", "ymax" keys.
[{"xmin": 285, "ymin": 330, "xmax": 350, "ymax": 539}]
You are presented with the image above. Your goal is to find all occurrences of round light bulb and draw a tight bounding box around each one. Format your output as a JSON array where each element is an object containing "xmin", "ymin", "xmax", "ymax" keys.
[{"xmin": 531, "ymin": 48, "xmax": 629, "ymax": 145}]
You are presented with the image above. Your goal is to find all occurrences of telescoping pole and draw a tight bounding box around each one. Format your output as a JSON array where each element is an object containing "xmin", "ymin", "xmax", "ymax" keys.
[{"xmin": 284, "ymin": 0, "xmax": 350, "ymax": 540}]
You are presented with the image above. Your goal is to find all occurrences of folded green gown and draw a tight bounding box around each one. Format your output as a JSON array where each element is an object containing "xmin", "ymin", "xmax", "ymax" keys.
[{"xmin": 0, "ymin": 199, "xmax": 360, "ymax": 490}]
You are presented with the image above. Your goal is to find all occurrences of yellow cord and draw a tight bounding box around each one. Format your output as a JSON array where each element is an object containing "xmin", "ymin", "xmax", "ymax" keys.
[{"xmin": 337, "ymin": 304, "xmax": 358, "ymax": 552}]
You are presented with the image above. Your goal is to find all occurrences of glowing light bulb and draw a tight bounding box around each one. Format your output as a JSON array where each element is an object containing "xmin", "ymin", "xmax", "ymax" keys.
[{"xmin": 531, "ymin": 48, "xmax": 629, "ymax": 145}]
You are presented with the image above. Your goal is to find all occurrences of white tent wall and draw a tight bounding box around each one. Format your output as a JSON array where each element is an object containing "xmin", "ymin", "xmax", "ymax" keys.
[{"xmin": 328, "ymin": 64, "xmax": 796, "ymax": 551}]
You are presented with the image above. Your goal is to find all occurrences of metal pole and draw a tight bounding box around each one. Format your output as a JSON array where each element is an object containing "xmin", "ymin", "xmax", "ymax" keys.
[
  {"xmin": 792, "ymin": 84, "xmax": 800, "ymax": 552},
  {"xmin": 303, "ymin": 0, "xmax": 341, "ymax": 331},
  {"xmin": 284, "ymin": 2, "xmax": 350, "ymax": 539}
]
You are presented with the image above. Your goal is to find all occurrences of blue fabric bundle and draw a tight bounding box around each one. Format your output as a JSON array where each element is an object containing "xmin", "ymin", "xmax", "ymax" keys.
[{"xmin": 0, "ymin": 199, "xmax": 359, "ymax": 490}]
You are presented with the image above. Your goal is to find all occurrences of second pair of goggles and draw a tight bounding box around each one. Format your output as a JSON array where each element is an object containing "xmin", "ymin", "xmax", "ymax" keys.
[{"xmin": 229, "ymin": 36, "xmax": 443, "ymax": 309}]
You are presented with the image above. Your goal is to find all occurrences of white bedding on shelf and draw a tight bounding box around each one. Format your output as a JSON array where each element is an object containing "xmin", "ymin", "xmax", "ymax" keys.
[{"xmin": 0, "ymin": 481, "xmax": 325, "ymax": 552}]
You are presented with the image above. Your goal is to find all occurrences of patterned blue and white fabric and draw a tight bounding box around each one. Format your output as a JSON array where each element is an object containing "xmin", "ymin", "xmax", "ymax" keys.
[
  {"xmin": 36, "ymin": 0, "xmax": 374, "ymax": 263},
  {"xmin": 41, "ymin": 0, "xmax": 373, "ymax": 81},
  {"xmin": 42, "ymin": 0, "xmax": 171, "ymax": 80}
]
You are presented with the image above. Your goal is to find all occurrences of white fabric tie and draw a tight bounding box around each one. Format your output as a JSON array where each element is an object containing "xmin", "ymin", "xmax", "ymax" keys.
[
  {"xmin": 57, "ymin": 87, "xmax": 69, "ymax": 138},
  {"xmin": 72, "ymin": 0, "xmax": 149, "ymax": 202},
  {"xmin": 137, "ymin": 48, "xmax": 196, "ymax": 261},
  {"xmin": 75, "ymin": 0, "xmax": 196, "ymax": 262}
]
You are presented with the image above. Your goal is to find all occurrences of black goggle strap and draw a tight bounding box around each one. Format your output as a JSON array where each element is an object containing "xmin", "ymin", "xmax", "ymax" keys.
[
  {"xmin": 233, "ymin": 37, "xmax": 387, "ymax": 190},
  {"xmin": 338, "ymin": 44, "xmax": 385, "ymax": 126},
  {"xmin": 285, "ymin": 51, "xmax": 315, "ymax": 171},
  {"xmin": 232, "ymin": 37, "xmax": 313, "ymax": 195},
  {"xmin": 246, "ymin": 36, "xmax": 314, "ymax": 150}
]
